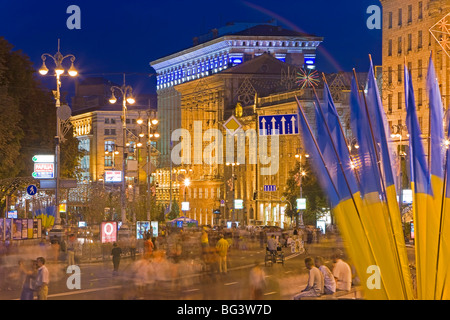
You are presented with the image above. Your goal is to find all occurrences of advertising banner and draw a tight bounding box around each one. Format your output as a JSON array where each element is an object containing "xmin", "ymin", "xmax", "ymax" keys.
[
  {"xmin": 101, "ymin": 221, "xmax": 117, "ymax": 243},
  {"xmin": 136, "ymin": 221, "xmax": 150, "ymax": 239},
  {"xmin": 13, "ymin": 219, "xmax": 22, "ymax": 240}
]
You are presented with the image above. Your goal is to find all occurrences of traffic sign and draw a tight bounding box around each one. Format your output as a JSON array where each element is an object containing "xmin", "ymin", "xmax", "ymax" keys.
[
  {"xmin": 258, "ymin": 114, "xmax": 298, "ymax": 136},
  {"xmin": 26, "ymin": 185, "xmax": 37, "ymax": 196},
  {"xmin": 264, "ymin": 185, "xmax": 277, "ymax": 192},
  {"xmin": 32, "ymin": 155, "xmax": 54, "ymax": 163},
  {"xmin": 220, "ymin": 199, "xmax": 225, "ymax": 207}
]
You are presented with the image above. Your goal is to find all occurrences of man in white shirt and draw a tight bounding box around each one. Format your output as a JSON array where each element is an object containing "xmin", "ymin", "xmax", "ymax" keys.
[
  {"xmin": 315, "ymin": 256, "xmax": 336, "ymax": 295},
  {"xmin": 332, "ymin": 254, "xmax": 352, "ymax": 291},
  {"xmin": 35, "ymin": 257, "xmax": 49, "ymax": 300},
  {"xmin": 293, "ymin": 257, "xmax": 324, "ymax": 299}
]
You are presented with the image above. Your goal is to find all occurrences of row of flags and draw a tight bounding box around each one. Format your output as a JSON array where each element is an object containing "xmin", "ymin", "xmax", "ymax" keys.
[{"xmin": 296, "ymin": 53, "xmax": 448, "ymax": 299}]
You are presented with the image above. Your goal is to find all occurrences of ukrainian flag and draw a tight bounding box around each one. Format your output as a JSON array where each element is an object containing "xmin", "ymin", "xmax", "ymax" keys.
[
  {"xmin": 405, "ymin": 63, "xmax": 439, "ymax": 300},
  {"xmin": 297, "ymin": 98, "xmax": 386, "ymax": 299},
  {"xmin": 427, "ymin": 54, "xmax": 450, "ymax": 299},
  {"xmin": 349, "ymin": 75, "xmax": 414, "ymax": 299}
]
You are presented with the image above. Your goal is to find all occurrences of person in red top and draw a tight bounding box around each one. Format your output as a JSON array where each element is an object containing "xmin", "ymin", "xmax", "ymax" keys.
[{"xmin": 144, "ymin": 237, "xmax": 154, "ymax": 259}]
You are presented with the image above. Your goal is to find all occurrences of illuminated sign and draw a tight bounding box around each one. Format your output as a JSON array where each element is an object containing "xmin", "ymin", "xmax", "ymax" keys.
[
  {"xmin": 32, "ymin": 163, "xmax": 54, "ymax": 179},
  {"xmin": 7, "ymin": 210, "xmax": 17, "ymax": 219},
  {"xmin": 402, "ymin": 189, "xmax": 413, "ymax": 204},
  {"xmin": 78, "ymin": 221, "xmax": 87, "ymax": 228},
  {"xmin": 105, "ymin": 171, "xmax": 122, "ymax": 183},
  {"xmin": 297, "ymin": 198, "xmax": 307, "ymax": 210},
  {"xmin": 101, "ymin": 221, "xmax": 117, "ymax": 243},
  {"xmin": 234, "ymin": 199, "xmax": 244, "ymax": 209},
  {"xmin": 181, "ymin": 202, "xmax": 190, "ymax": 211},
  {"xmin": 32, "ymin": 155, "xmax": 55, "ymax": 163},
  {"xmin": 136, "ymin": 221, "xmax": 150, "ymax": 240}
]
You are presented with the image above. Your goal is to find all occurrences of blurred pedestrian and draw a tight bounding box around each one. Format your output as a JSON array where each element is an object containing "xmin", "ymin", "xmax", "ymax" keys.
[
  {"xmin": 67, "ymin": 234, "xmax": 76, "ymax": 266},
  {"xmin": 130, "ymin": 236, "xmax": 137, "ymax": 260},
  {"xmin": 201, "ymin": 229, "xmax": 209, "ymax": 249},
  {"xmin": 144, "ymin": 237, "xmax": 154, "ymax": 259},
  {"xmin": 216, "ymin": 234, "xmax": 230, "ymax": 274},
  {"xmin": 19, "ymin": 260, "xmax": 38, "ymax": 300},
  {"xmin": 315, "ymin": 256, "xmax": 336, "ymax": 295},
  {"xmin": 293, "ymin": 257, "xmax": 324, "ymax": 300},
  {"xmin": 35, "ymin": 257, "xmax": 49, "ymax": 300},
  {"xmin": 111, "ymin": 242, "xmax": 122, "ymax": 275},
  {"xmin": 249, "ymin": 261, "xmax": 266, "ymax": 300},
  {"xmin": 332, "ymin": 253, "xmax": 352, "ymax": 291}
]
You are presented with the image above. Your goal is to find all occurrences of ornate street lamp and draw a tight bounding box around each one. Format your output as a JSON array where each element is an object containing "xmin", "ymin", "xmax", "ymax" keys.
[
  {"xmin": 109, "ymin": 76, "xmax": 135, "ymax": 230},
  {"xmin": 38, "ymin": 39, "xmax": 78, "ymax": 228}
]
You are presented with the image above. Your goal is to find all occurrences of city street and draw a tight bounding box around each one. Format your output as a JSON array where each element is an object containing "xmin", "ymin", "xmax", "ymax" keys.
[{"xmin": 0, "ymin": 234, "xmax": 417, "ymax": 300}]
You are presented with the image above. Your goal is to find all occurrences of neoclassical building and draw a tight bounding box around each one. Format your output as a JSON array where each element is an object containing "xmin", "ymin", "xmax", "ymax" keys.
[{"xmin": 150, "ymin": 21, "xmax": 323, "ymax": 168}]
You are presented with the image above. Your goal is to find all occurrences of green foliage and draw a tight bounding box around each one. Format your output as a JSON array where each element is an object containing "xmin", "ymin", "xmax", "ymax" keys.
[
  {"xmin": 0, "ymin": 37, "xmax": 81, "ymax": 179},
  {"xmin": 167, "ymin": 201, "xmax": 180, "ymax": 221},
  {"xmin": 282, "ymin": 160, "xmax": 330, "ymax": 226}
]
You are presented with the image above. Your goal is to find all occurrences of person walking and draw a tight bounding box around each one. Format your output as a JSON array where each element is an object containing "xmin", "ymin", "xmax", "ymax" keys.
[
  {"xmin": 111, "ymin": 242, "xmax": 122, "ymax": 275},
  {"xmin": 215, "ymin": 234, "xmax": 230, "ymax": 274},
  {"xmin": 293, "ymin": 257, "xmax": 324, "ymax": 300},
  {"xmin": 315, "ymin": 256, "xmax": 336, "ymax": 295},
  {"xmin": 249, "ymin": 261, "xmax": 266, "ymax": 300},
  {"xmin": 18, "ymin": 260, "xmax": 38, "ymax": 300},
  {"xmin": 332, "ymin": 253, "xmax": 352, "ymax": 292},
  {"xmin": 67, "ymin": 234, "xmax": 76, "ymax": 266},
  {"xmin": 35, "ymin": 257, "xmax": 49, "ymax": 300}
]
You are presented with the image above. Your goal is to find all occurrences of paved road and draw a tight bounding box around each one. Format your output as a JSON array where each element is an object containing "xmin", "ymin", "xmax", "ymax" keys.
[{"xmin": 0, "ymin": 237, "xmax": 416, "ymax": 300}]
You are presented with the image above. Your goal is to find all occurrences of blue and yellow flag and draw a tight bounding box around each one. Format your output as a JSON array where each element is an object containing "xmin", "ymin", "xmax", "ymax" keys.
[
  {"xmin": 405, "ymin": 63, "xmax": 439, "ymax": 300},
  {"xmin": 350, "ymin": 74, "xmax": 414, "ymax": 300},
  {"xmin": 427, "ymin": 53, "xmax": 450, "ymax": 299},
  {"xmin": 297, "ymin": 99, "xmax": 386, "ymax": 299}
]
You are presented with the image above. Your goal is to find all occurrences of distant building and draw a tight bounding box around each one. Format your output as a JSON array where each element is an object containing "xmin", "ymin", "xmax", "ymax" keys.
[
  {"xmin": 69, "ymin": 77, "xmax": 157, "ymax": 220},
  {"xmin": 380, "ymin": 0, "xmax": 450, "ymax": 144},
  {"xmin": 150, "ymin": 21, "xmax": 323, "ymax": 168}
]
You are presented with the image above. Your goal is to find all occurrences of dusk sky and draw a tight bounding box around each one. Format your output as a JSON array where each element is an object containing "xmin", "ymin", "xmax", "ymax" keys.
[{"xmin": 1, "ymin": 0, "xmax": 382, "ymax": 95}]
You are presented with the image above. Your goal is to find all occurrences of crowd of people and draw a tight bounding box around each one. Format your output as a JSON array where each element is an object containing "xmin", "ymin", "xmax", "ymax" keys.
[{"xmin": 1, "ymin": 223, "xmax": 353, "ymax": 300}]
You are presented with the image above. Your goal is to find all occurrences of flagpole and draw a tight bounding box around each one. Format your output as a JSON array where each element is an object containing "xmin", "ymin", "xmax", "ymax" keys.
[{"xmin": 312, "ymin": 78, "xmax": 361, "ymax": 187}]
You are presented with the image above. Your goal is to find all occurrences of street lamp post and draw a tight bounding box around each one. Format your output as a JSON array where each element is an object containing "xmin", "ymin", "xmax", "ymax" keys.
[
  {"xmin": 226, "ymin": 162, "xmax": 239, "ymax": 225},
  {"xmin": 109, "ymin": 76, "xmax": 136, "ymax": 230},
  {"xmin": 391, "ymin": 124, "xmax": 408, "ymax": 210},
  {"xmin": 295, "ymin": 152, "xmax": 309, "ymax": 228},
  {"xmin": 39, "ymin": 40, "xmax": 78, "ymax": 228},
  {"xmin": 137, "ymin": 113, "xmax": 159, "ymax": 221}
]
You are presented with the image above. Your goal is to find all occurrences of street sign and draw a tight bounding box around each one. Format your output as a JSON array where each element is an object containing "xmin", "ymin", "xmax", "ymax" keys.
[
  {"xmin": 38, "ymin": 179, "xmax": 77, "ymax": 189},
  {"xmin": 181, "ymin": 202, "xmax": 190, "ymax": 211},
  {"xmin": 258, "ymin": 114, "xmax": 298, "ymax": 136},
  {"xmin": 33, "ymin": 162, "xmax": 54, "ymax": 179},
  {"xmin": 223, "ymin": 115, "xmax": 242, "ymax": 135},
  {"xmin": 220, "ymin": 199, "xmax": 225, "ymax": 207},
  {"xmin": 26, "ymin": 185, "xmax": 38, "ymax": 196},
  {"xmin": 297, "ymin": 198, "xmax": 307, "ymax": 210},
  {"xmin": 32, "ymin": 155, "xmax": 54, "ymax": 163},
  {"xmin": 234, "ymin": 199, "xmax": 244, "ymax": 209},
  {"xmin": 264, "ymin": 185, "xmax": 277, "ymax": 192}
]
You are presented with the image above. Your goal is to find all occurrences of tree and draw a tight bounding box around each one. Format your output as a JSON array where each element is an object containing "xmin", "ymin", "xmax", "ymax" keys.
[
  {"xmin": 0, "ymin": 37, "xmax": 81, "ymax": 180},
  {"xmin": 282, "ymin": 160, "xmax": 329, "ymax": 226},
  {"xmin": 166, "ymin": 201, "xmax": 180, "ymax": 221}
]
